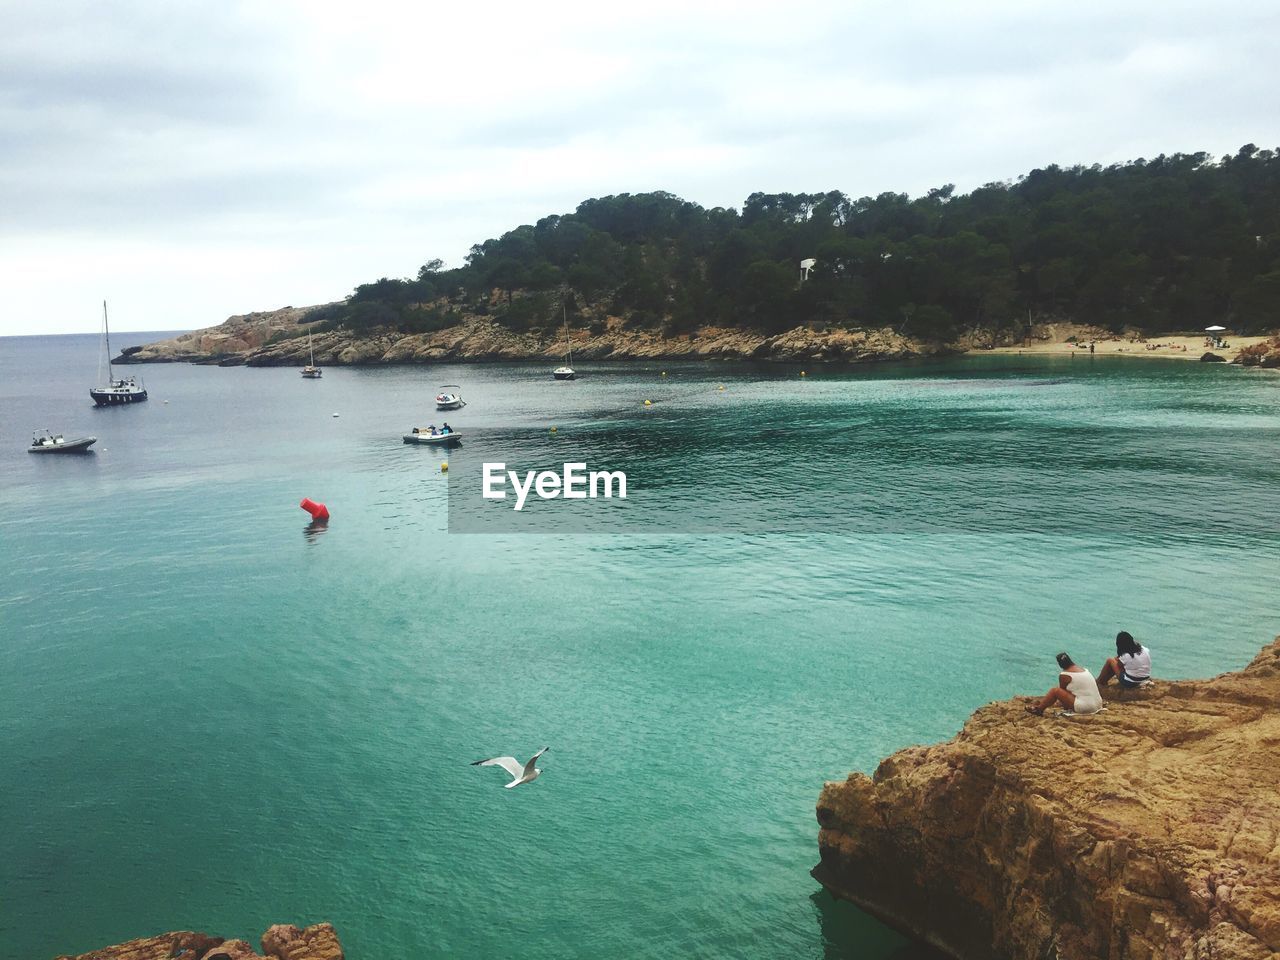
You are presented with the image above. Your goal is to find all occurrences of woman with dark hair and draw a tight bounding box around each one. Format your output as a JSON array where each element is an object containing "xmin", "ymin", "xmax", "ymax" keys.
[
  {"xmin": 1025, "ymin": 652, "xmax": 1104, "ymax": 716},
  {"xmin": 1097, "ymin": 631, "xmax": 1152, "ymax": 688}
]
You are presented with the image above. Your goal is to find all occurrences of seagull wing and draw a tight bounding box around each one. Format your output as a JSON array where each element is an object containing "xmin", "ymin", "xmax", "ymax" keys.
[
  {"xmin": 522, "ymin": 746, "xmax": 549, "ymax": 778},
  {"xmin": 471, "ymin": 756, "xmax": 524, "ymax": 780}
]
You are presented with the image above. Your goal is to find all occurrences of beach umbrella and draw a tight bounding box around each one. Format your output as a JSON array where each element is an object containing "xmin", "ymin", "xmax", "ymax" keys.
[{"xmin": 1205, "ymin": 325, "xmax": 1227, "ymax": 332}]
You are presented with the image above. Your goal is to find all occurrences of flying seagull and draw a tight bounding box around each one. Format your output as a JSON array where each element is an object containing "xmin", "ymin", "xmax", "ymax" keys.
[{"xmin": 470, "ymin": 747, "xmax": 549, "ymax": 788}]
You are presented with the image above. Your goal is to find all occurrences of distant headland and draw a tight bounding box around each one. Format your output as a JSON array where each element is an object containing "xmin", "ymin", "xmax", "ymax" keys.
[{"xmin": 119, "ymin": 145, "xmax": 1279, "ymax": 367}]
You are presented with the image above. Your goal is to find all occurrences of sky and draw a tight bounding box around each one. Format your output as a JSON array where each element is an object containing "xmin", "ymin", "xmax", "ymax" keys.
[{"xmin": 2, "ymin": 0, "xmax": 1278, "ymax": 335}]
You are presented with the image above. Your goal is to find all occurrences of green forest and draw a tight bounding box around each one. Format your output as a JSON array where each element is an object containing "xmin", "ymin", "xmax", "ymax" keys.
[{"xmin": 306, "ymin": 145, "xmax": 1280, "ymax": 341}]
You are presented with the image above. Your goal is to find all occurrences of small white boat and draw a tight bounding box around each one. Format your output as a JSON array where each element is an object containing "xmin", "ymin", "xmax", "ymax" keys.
[
  {"xmin": 301, "ymin": 329, "xmax": 322, "ymax": 378},
  {"xmin": 403, "ymin": 428, "xmax": 461, "ymax": 445},
  {"xmin": 29, "ymin": 433, "xmax": 97, "ymax": 453},
  {"xmin": 553, "ymin": 306, "xmax": 576, "ymax": 380},
  {"xmin": 435, "ymin": 385, "xmax": 466, "ymax": 410}
]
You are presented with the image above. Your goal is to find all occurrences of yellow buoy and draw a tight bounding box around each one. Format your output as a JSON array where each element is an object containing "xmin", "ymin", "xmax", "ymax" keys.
[
  {"xmin": 718, "ymin": 384, "xmax": 725, "ymax": 391},
  {"xmin": 661, "ymin": 371, "xmax": 667, "ymax": 377},
  {"xmin": 441, "ymin": 461, "xmax": 448, "ymax": 473},
  {"xmin": 800, "ymin": 371, "xmax": 806, "ymax": 377},
  {"xmin": 550, "ymin": 426, "xmax": 557, "ymax": 433},
  {"xmin": 643, "ymin": 399, "xmax": 652, "ymax": 406}
]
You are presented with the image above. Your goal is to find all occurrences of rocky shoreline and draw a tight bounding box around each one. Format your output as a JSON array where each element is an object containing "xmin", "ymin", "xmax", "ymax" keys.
[
  {"xmin": 54, "ymin": 921, "xmax": 342, "ymax": 960},
  {"xmin": 115, "ymin": 305, "xmax": 942, "ymax": 366},
  {"xmin": 814, "ymin": 638, "xmax": 1280, "ymax": 960},
  {"xmin": 115, "ymin": 305, "xmax": 1278, "ymax": 370}
]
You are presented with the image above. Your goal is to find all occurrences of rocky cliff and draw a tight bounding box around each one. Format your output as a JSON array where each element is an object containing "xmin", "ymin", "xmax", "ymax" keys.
[
  {"xmin": 118, "ymin": 307, "xmax": 321, "ymax": 364},
  {"xmin": 54, "ymin": 922, "xmax": 342, "ymax": 960},
  {"xmin": 116, "ymin": 306, "xmax": 935, "ymax": 366},
  {"xmin": 814, "ymin": 639, "xmax": 1280, "ymax": 960}
]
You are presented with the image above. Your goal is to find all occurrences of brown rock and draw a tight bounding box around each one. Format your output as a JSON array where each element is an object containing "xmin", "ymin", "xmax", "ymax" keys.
[
  {"xmin": 260, "ymin": 923, "xmax": 344, "ymax": 960},
  {"xmin": 54, "ymin": 931, "xmax": 224, "ymax": 960},
  {"xmin": 119, "ymin": 307, "xmax": 939, "ymax": 367},
  {"xmin": 1234, "ymin": 336, "xmax": 1280, "ymax": 368},
  {"xmin": 53, "ymin": 924, "xmax": 342, "ymax": 960},
  {"xmin": 814, "ymin": 638, "xmax": 1280, "ymax": 960},
  {"xmin": 199, "ymin": 941, "xmax": 264, "ymax": 960},
  {"xmin": 119, "ymin": 306, "xmax": 326, "ymax": 364}
]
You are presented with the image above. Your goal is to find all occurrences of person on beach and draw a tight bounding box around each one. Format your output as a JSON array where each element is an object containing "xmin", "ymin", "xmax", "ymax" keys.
[
  {"xmin": 1097, "ymin": 631, "xmax": 1152, "ymax": 688},
  {"xmin": 1025, "ymin": 652, "xmax": 1103, "ymax": 716}
]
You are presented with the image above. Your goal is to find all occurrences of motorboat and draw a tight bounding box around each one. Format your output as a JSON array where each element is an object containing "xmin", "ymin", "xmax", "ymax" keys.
[
  {"xmin": 404, "ymin": 428, "xmax": 461, "ymax": 445},
  {"xmin": 301, "ymin": 329, "xmax": 322, "ymax": 378},
  {"xmin": 435, "ymin": 385, "xmax": 466, "ymax": 410},
  {"xmin": 29, "ymin": 433, "xmax": 97, "ymax": 453},
  {"xmin": 90, "ymin": 301, "xmax": 148, "ymax": 405}
]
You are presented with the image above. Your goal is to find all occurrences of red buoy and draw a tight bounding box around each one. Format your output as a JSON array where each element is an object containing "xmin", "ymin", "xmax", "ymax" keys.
[{"xmin": 300, "ymin": 497, "xmax": 329, "ymax": 521}]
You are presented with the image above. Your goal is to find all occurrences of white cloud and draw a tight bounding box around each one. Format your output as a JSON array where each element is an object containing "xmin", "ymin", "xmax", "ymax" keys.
[{"xmin": 1, "ymin": 0, "xmax": 1277, "ymax": 334}]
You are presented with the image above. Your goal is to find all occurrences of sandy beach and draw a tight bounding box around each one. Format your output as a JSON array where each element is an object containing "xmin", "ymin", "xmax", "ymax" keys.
[{"xmin": 970, "ymin": 333, "xmax": 1271, "ymax": 362}]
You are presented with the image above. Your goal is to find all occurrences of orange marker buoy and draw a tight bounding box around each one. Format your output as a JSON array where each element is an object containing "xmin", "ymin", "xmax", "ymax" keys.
[{"xmin": 300, "ymin": 497, "xmax": 329, "ymax": 521}]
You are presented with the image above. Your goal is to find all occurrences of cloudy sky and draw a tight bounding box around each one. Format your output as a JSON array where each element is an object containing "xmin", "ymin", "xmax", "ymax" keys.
[{"xmin": 2, "ymin": 0, "xmax": 1277, "ymax": 335}]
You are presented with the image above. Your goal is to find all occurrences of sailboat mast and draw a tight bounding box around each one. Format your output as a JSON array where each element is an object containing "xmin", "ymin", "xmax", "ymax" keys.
[
  {"xmin": 563, "ymin": 304, "xmax": 573, "ymax": 365},
  {"xmin": 102, "ymin": 300, "xmax": 113, "ymax": 383}
]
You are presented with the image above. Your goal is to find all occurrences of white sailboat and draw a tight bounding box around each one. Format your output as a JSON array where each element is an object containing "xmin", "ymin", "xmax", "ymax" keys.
[
  {"xmin": 301, "ymin": 329, "xmax": 322, "ymax": 378},
  {"xmin": 90, "ymin": 301, "xmax": 147, "ymax": 405},
  {"xmin": 553, "ymin": 305, "xmax": 576, "ymax": 380}
]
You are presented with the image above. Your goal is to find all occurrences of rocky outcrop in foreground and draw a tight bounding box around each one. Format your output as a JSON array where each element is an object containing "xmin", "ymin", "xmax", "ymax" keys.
[
  {"xmin": 54, "ymin": 922, "xmax": 342, "ymax": 960},
  {"xmin": 117, "ymin": 307, "xmax": 932, "ymax": 366},
  {"xmin": 815, "ymin": 639, "xmax": 1280, "ymax": 960}
]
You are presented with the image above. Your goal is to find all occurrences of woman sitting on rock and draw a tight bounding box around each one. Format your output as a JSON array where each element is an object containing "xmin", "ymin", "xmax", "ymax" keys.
[
  {"xmin": 1097, "ymin": 631, "xmax": 1152, "ymax": 689},
  {"xmin": 1025, "ymin": 652, "xmax": 1103, "ymax": 716}
]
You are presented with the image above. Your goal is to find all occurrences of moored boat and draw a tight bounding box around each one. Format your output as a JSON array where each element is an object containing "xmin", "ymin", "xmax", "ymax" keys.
[
  {"xmin": 29, "ymin": 433, "xmax": 97, "ymax": 453},
  {"xmin": 553, "ymin": 305, "xmax": 576, "ymax": 380},
  {"xmin": 90, "ymin": 302, "xmax": 148, "ymax": 405},
  {"xmin": 403, "ymin": 428, "xmax": 462, "ymax": 445},
  {"xmin": 435, "ymin": 385, "xmax": 466, "ymax": 410},
  {"xmin": 301, "ymin": 329, "xmax": 322, "ymax": 378}
]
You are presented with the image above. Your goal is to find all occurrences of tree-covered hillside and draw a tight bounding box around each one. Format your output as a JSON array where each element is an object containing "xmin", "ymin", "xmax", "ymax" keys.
[{"xmin": 307, "ymin": 145, "xmax": 1280, "ymax": 341}]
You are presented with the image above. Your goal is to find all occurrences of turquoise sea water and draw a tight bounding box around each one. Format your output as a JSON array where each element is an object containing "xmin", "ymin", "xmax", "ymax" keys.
[{"xmin": 2, "ymin": 334, "xmax": 1279, "ymax": 959}]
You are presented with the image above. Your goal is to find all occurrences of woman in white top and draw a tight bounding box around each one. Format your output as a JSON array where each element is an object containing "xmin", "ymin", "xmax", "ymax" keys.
[
  {"xmin": 1025, "ymin": 652, "xmax": 1104, "ymax": 716},
  {"xmin": 1097, "ymin": 631, "xmax": 1152, "ymax": 689}
]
